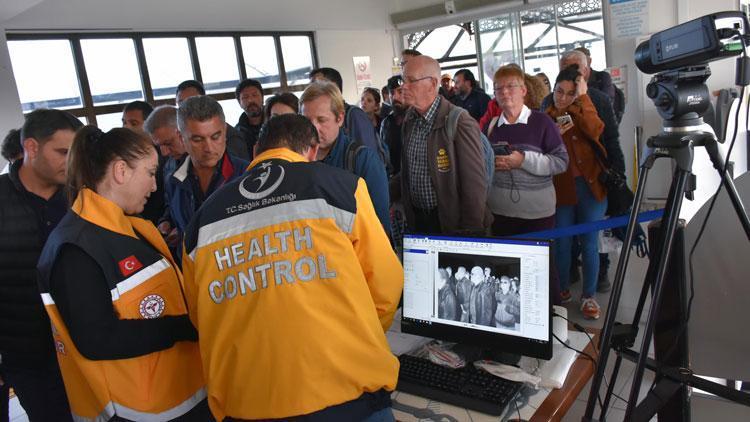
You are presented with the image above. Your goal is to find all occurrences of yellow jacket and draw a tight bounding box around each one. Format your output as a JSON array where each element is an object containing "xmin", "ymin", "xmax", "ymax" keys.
[
  {"xmin": 182, "ymin": 148, "xmax": 403, "ymax": 420},
  {"xmin": 37, "ymin": 189, "xmax": 205, "ymax": 421}
]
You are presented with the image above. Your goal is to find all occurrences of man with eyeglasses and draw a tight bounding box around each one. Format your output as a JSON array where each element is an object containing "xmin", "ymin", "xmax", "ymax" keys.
[
  {"xmin": 451, "ymin": 69, "xmax": 491, "ymax": 122},
  {"xmin": 392, "ymin": 55, "xmax": 491, "ymax": 235}
]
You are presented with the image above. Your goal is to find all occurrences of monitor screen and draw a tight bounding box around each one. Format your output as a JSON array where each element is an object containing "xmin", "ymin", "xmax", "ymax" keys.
[{"xmin": 401, "ymin": 233, "xmax": 552, "ymax": 360}]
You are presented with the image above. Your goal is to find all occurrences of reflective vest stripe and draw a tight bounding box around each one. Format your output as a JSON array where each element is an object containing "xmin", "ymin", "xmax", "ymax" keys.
[
  {"xmin": 40, "ymin": 293, "xmax": 55, "ymax": 305},
  {"xmin": 110, "ymin": 258, "xmax": 171, "ymax": 302},
  {"xmin": 73, "ymin": 387, "xmax": 206, "ymax": 422},
  {"xmin": 188, "ymin": 198, "xmax": 355, "ymax": 259}
]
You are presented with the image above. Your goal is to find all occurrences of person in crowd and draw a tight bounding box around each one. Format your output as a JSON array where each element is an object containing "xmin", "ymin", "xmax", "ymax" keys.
[
  {"xmin": 380, "ymin": 75, "xmax": 406, "ymax": 176},
  {"xmin": 455, "ymin": 266, "xmax": 472, "ymax": 322},
  {"xmin": 265, "ymin": 92, "xmax": 299, "ymax": 121},
  {"xmin": 445, "ymin": 266, "xmax": 457, "ymax": 294},
  {"xmin": 121, "ymin": 100, "xmax": 154, "ymax": 134},
  {"xmin": 36, "ymin": 126, "xmax": 207, "ymax": 421},
  {"xmin": 0, "ymin": 109, "xmax": 81, "ymax": 422},
  {"xmin": 300, "ymin": 81, "xmax": 391, "ymax": 235},
  {"xmin": 575, "ymin": 47, "xmax": 615, "ymax": 101},
  {"xmin": 536, "ymin": 72, "xmax": 552, "ymax": 95},
  {"xmin": 451, "ymin": 69, "xmax": 492, "ymax": 122},
  {"xmin": 494, "ymin": 276, "xmax": 520, "ymax": 329},
  {"xmin": 360, "ymin": 87, "xmax": 382, "ymax": 129},
  {"xmin": 1, "ymin": 128, "xmax": 22, "ymax": 175},
  {"xmin": 162, "ymin": 95, "xmax": 248, "ymax": 250},
  {"xmin": 176, "ymin": 79, "xmax": 248, "ymax": 160},
  {"xmin": 144, "ymin": 105, "xmax": 188, "ymax": 247},
  {"xmin": 234, "ymin": 78, "xmax": 264, "ymax": 159},
  {"xmin": 486, "ymin": 65, "xmax": 568, "ymax": 236},
  {"xmin": 541, "ymin": 50, "xmax": 625, "ymax": 292},
  {"xmin": 524, "ymin": 73, "xmax": 547, "ymax": 110},
  {"xmin": 438, "ymin": 268, "xmax": 459, "ymax": 320},
  {"xmin": 400, "ymin": 48, "xmax": 422, "ymax": 68},
  {"xmin": 181, "ymin": 113, "xmax": 402, "ymax": 421},
  {"xmin": 380, "ymin": 85, "xmax": 392, "ymax": 120},
  {"xmin": 546, "ymin": 65, "xmax": 607, "ymax": 320},
  {"xmin": 469, "ymin": 266, "xmax": 495, "ymax": 326},
  {"xmin": 309, "ymin": 67, "xmax": 381, "ymax": 154},
  {"xmin": 439, "ymin": 73, "xmax": 455, "ymax": 102},
  {"xmin": 394, "ymin": 55, "xmax": 491, "ymax": 235}
]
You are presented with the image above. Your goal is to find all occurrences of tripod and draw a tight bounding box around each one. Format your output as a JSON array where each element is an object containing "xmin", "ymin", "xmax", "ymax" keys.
[{"xmin": 582, "ymin": 108, "xmax": 750, "ymax": 420}]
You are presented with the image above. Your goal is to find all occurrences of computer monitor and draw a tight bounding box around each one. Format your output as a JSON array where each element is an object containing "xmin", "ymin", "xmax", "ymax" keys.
[{"xmin": 401, "ymin": 233, "xmax": 552, "ymax": 360}]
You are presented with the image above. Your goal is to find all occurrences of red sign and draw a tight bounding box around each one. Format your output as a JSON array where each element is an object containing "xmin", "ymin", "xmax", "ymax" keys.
[{"xmin": 118, "ymin": 255, "xmax": 143, "ymax": 277}]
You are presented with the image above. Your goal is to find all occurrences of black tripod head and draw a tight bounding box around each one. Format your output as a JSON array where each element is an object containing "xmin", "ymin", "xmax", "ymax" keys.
[{"xmin": 646, "ymin": 65, "xmax": 712, "ymax": 130}]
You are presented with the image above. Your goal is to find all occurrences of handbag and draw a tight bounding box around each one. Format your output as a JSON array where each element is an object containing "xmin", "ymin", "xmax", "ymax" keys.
[{"xmin": 584, "ymin": 137, "xmax": 634, "ymax": 217}]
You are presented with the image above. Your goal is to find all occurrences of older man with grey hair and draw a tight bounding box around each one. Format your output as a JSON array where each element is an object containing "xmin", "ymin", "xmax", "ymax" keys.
[
  {"xmin": 162, "ymin": 96, "xmax": 248, "ymax": 250},
  {"xmin": 392, "ymin": 54, "xmax": 491, "ymax": 235}
]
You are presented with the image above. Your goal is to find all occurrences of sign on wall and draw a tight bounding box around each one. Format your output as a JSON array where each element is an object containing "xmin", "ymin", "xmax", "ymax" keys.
[
  {"xmin": 607, "ymin": 65, "xmax": 627, "ymax": 102},
  {"xmin": 609, "ymin": 0, "xmax": 648, "ymax": 39},
  {"xmin": 352, "ymin": 56, "xmax": 372, "ymax": 96}
]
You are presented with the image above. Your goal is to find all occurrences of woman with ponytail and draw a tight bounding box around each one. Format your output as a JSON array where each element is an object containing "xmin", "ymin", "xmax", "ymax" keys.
[{"xmin": 37, "ymin": 126, "xmax": 208, "ymax": 421}]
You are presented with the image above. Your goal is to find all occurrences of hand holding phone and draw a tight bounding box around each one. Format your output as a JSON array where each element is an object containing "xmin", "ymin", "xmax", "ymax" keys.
[
  {"xmin": 556, "ymin": 114, "xmax": 572, "ymax": 126},
  {"xmin": 492, "ymin": 141, "xmax": 511, "ymax": 156}
]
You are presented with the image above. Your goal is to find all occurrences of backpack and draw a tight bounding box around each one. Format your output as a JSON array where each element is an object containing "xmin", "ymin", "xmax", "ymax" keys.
[
  {"xmin": 344, "ymin": 104, "xmax": 393, "ymax": 174},
  {"xmin": 445, "ymin": 107, "xmax": 494, "ymax": 194},
  {"xmin": 343, "ymin": 139, "xmax": 367, "ymax": 174}
]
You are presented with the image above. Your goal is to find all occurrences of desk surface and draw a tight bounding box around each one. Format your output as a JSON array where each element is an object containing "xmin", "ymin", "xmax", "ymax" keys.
[{"xmin": 390, "ymin": 328, "xmax": 599, "ymax": 422}]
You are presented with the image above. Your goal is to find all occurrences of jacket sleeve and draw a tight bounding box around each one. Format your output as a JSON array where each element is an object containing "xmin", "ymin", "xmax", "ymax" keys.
[
  {"xmin": 592, "ymin": 90, "xmax": 626, "ymax": 172},
  {"xmin": 569, "ymin": 94, "xmax": 605, "ymax": 143},
  {"xmin": 350, "ymin": 179, "xmax": 403, "ymax": 332},
  {"xmin": 347, "ymin": 106, "xmax": 380, "ymax": 152},
  {"xmin": 454, "ymin": 111, "xmax": 489, "ymax": 233},
  {"xmin": 479, "ymin": 99, "xmax": 500, "ymax": 134},
  {"xmin": 181, "ymin": 226, "xmax": 200, "ymax": 327},
  {"xmin": 354, "ymin": 147, "xmax": 391, "ymax": 236},
  {"xmin": 51, "ymin": 244, "xmax": 197, "ymax": 361},
  {"xmin": 520, "ymin": 116, "xmax": 569, "ymax": 177}
]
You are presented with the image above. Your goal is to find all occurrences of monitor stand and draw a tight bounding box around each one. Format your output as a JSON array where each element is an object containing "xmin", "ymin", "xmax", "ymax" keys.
[{"xmin": 451, "ymin": 343, "xmax": 522, "ymax": 366}]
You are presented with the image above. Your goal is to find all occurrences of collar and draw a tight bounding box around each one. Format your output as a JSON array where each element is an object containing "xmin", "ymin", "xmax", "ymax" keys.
[
  {"xmin": 172, "ymin": 153, "xmax": 233, "ymax": 183},
  {"xmin": 421, "ymin": 95, "xmax": 441, "ymax": 123},
  {"xmin": 498, "ymin": 104, "xmax": 531, "ymax": 126},
  {"xmin": 249, "ymin": 147, "xmax": 309, "ymax": 169},
  {"xmin": 73, "ymin": 188, "xmax": 137, "ymax": 238}
]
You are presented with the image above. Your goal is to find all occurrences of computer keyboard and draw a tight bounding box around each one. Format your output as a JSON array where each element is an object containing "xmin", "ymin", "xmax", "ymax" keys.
[{"xmin": 397, "ymin": 354, "xmax": 522, "ymax": 416}]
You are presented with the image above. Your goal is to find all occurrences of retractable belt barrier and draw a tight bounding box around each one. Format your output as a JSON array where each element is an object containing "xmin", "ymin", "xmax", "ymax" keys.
[{"xmin": 509, "ymin": 209, "xmax": 665, "ymax": 240}]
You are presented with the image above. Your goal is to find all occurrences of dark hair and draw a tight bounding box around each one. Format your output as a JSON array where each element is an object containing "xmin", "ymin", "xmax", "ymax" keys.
[
  {"xmin": 1, "ymin": 128, "xmax": 22, "ymax": 162},
  {"xmin": 309, "ymin": 67, "xmax": 343, "ymax": 92},
  {"xmin": 401, "ymin": 49, "xmax": 422, "ymax": 57},
  {"xmin": 264, "ymin": 92, "xmax": 299, "ymax": 120},
  {"xmin": 175, "ymin": 80, "xmax": 206, "ymax": 97},
  {"xmin": 235, "ymin": 79, "xmax": 263, "ymax": 101},
  {"xmin": 381, "ymin": 86, "xmax": 389, "ymax": 98},
  {"xmin": 454, "ymin": 69, "xmax": 477, "ymax": 88},
  {"xmin": 555, "ymin": 64, "xmax": 581, "ymax": 85},
  {"xmin": 67, "ymin": 126, "xmax": 154, "ymax": 204},
  {"xmin": 122, "ymin": 100, "xmax": 154, "ymax": 120},
  {"xmin": 256, "ymin": 114, "xmax": 319, "ymax": 156},
  {"xmin": 362, "ymin": 87, "xmax": 381, "ymax": 106},
  {"xmin": 21, "ymin": 109, "xmax": 83, "ymax": 148},
  {"xmin": 386, "ymin": 75, "xmax": 403, "ymax": 92}
]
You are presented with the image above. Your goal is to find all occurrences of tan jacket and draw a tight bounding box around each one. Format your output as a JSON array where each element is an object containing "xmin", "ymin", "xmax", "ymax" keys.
[{"xmin": 391, "ymin": 97, "xmax": 492, "ymax": 234}]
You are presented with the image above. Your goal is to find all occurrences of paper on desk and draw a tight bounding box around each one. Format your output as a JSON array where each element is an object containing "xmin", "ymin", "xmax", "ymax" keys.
[
  {"xmin": 537, "ymin": 331, "xmax": 591, "ymax": 389},
  {"xmin": 386, "ymin": 308, "xmax": 432, "ymax": 356}
]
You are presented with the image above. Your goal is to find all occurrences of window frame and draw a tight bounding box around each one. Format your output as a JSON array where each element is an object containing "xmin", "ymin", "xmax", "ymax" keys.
[{"xmin": 6, "ymin": 30, "xmax": 318, "ymax": 126}]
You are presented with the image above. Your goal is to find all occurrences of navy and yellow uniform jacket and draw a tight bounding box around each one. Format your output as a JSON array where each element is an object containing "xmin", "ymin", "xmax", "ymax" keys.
[
  {"xmin": 182, "ymin": 148, "xmax": 403, "ymax": 420},
  {"xmin": 37, "ymin": 189, "xmax": 205, "ymax": 421}
]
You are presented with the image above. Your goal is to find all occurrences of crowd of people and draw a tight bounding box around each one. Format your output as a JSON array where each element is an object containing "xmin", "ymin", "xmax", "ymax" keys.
[{"xmin": 0, "ymin": 42, "xmax": 626, "ymax": 421}]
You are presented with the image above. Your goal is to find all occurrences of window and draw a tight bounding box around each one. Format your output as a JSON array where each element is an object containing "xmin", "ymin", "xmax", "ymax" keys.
[{"xmin": 6, "ymin": 31, "xmax": 317, "ymax": 127}]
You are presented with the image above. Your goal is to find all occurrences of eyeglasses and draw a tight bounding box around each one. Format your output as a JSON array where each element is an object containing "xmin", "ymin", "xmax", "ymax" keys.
[
  {"xmin": 494, "ymin": 84, "xmax": 522, "ymax": 92},
  {"xmin": 398, "ymin": 76, "xmax": 435, "ymax": 86}
]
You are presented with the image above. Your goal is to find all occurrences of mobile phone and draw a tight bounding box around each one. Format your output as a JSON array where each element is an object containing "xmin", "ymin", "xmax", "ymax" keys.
[
  {"xmin": 556, "ymin": 114, "xmax": 572, "ymax": 126},
  {"xmin": 492, "ymin": 142, "xmax": 511, "ymax": 156}
]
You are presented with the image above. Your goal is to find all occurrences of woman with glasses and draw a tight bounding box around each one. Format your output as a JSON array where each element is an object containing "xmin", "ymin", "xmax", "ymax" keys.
[
  {"xmin": 545, "ymin": 64, "xmax": 607, "ymax": 320},
  {"xmin": 485, "ymin": 65, "xmax": 568, "ymax": 237}
]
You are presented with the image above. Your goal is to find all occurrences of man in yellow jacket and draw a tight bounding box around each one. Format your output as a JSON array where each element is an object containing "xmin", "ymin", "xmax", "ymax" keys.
[{"xmin": 182, "ymin": 113, "xmax": 403, "ymax": 421}]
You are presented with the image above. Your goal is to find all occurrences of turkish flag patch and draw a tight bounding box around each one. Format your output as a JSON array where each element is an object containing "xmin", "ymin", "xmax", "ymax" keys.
[{"xmin": 118, "ymin": 255, "xmax": 143, "ymax": 277}]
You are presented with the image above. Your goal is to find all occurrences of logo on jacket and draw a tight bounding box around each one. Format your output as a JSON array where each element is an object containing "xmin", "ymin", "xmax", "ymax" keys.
[
  {"xmin": 239, "ymin": 162, "xmax": 286, "ymax": 200},
  {"xmin": 139, "ymin": 294, "xmax": 165, "ymax": 319},
  {"xmin": 118, "ymin": 255, "xmax": 143, "ymax": 277},
  {"xmin": 437, "ymin": 148, "xmax": 451, "ymax": 172}
]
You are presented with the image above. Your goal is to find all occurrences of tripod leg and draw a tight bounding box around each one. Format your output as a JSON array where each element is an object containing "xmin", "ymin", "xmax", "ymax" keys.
[
  {"xmin": 583, "ymin": 155, "xmax": 656, "ymax": 421},
  {"xmin": 623, "ymin": 169, "xmax": 692, "ymax": 421},
  {"xmin": 600, "ymin": 353, "xmax": 624, "ymax": 417},
  {"xmin": 704, "ymin": 140, "xmax": 750, "ymax": 239}
]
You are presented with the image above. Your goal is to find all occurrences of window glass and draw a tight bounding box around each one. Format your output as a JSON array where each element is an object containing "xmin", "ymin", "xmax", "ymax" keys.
[
  {"xmin": 520, "ymin": 6, "xmax": 560, "ymax": 78},
  {"xmin": 95, "ymin": 111, "xmax": 125, "ymax": 132},
  {"xmin": 81, "ymin": 38, "xmax": 144, "ymax": 106},
  {"xmin": 7, "ymin": 39, "xmax": 82, "ymax": 111},
  {"xmin": 218, "ymin": 99, "xmax": 244, "ymax": 127},
  {"xmin": 240, "ymin": 37, "xmax": 280, "ymax": 88},
  {"xmin": 195, "ymin": 37, "xmax": 240, "ymax": 93},
  {"xmin": 280, "ymin": 36, "xmax": 314, "ymax": 86},
  {"xmin": 143, "ymin": 38, "xmax": 194, "ymax": 100},
  {"xmin": 478, "ymin": 14, "xmax": 521, "ymax": 92}
]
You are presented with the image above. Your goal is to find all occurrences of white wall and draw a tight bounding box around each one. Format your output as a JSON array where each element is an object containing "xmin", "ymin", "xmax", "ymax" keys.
[{"xmin": 0, "ymin": 29, "xmax": 23, "ymax": 169}]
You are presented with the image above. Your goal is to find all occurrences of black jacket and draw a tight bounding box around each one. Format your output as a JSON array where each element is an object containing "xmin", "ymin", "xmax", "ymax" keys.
[
  {"xmin": 235, "ymin": 114, "xmax": 262, "ymax": 161},
  {"xmin": 0, "ymin": 161, "xmax": 57, "ymax": 368},
  {"xmin": 451, "ymin": 88, "xmax": 492, "ymax": 122},
  {"xmin": 379, "ymin": 110, "xmax": 404, "ymax": 176}
]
